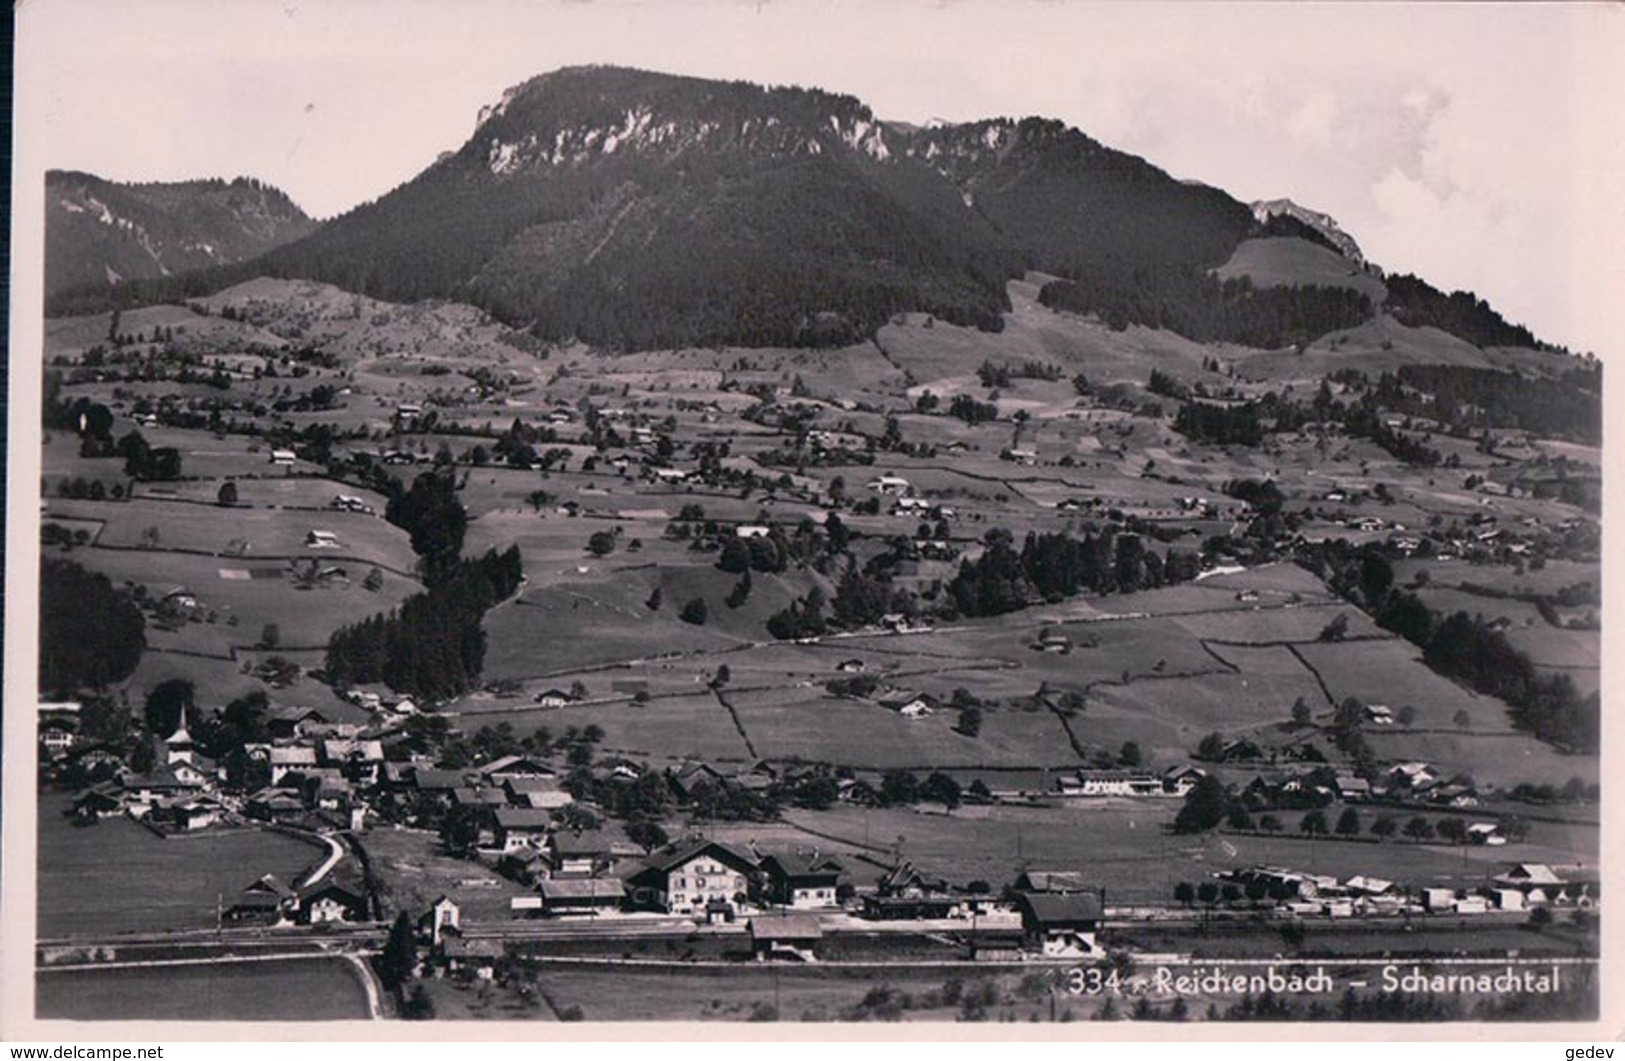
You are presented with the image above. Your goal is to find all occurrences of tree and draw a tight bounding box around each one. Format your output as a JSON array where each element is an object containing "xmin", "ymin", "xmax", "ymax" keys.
[
  {"xmin": 363, "ymin": 567, "xmax": 385, "ymax": 592},
  {"xmin": 1291, "ymin": 698, "xmax": 1313, "ymax": 726},
  {"xmin": 587, "ymin": 531, "xmax": 617, "ymax": 557},
  {"xmin": 1300, "ymin": 809, "xmax": 1329, "ymax": 836},
  {"xmin": 403, "ymin": 984, "xmax": 436, "ymax": 1020},
  {"xmin": 1403, "ymin": 816, "xmax": 1435, "ymax": 842},
  {"xmin": 439, "ymin": 803, "xmax": 484, "ymax": 857},
  {"xmin": 711, "ymin": 664, "xmax": 731, "ymax": 688},
  {"xmin": 956, "ymin": 706, "xmax": 983, "ymax": 738},
  {"xmin": 645, "ymin": 587, "xmax": 663, "ymax": 611},
  {"xmin": 1436, "ymin": 816, "xmax": 1468, "ymax": 845},
  {"xmin": 1397, "ymin": 704, "xmax": 1417, "ymax": 727},
  {"xmin": 144, "ymin": 679, "xmax": 195, "ymax": 741},
  {"xmin": 1334, "ymin": 807, "xmax": 1361, "ymax": 836},
  {"xmin": 1259, "ymin": 814, "xmax": 1282, "ymax": 834},
  {"xmin": 724, "ymin": 572, "xmax": 752, "ymax": 608},
  {"xmin": 1196, "ymin": 732, "xmax": 1226, "ymax": 761},
  {"xmin": 259, "ymin": 623, "xmax": 281, "ymax": 650},
  {"xmin": 679, "ymin": 597, "xmax": 709, "ymax": 625},
  {"xmin": 1452, "ymin": 709, "xmax": 1472, "ymax": 731},
  {"xmin": 1318, "ymin": 613, "xmax": 1350, "ymax": 642},
  {"xmin": 378, "ymin": 911, "xmax": 417, "ymax": 994},
  {"xmin": 217, "ymin": 480, "xmax": 239, "ymax": 506},
  {"xmin": 625, "ymin": 814, "xmax": 669, "ymax": 854},
  {"xmin": 922, "ymin": 771, "xmax": 962, "ymax": 811},
  {"xmin": 1174, "ymin": 882, "xmax": 1196, "ymax": 907},
  {"xmin": 1370, "ymin": 815, "xmax": 1398, "ymax": 841},
  {"xmin": 1118, "ymin": 741, "xmax": 1143, "ymax": 768},
  {"xmin": 39, "ymin": 559, "xmax": 146, "ymax": 696},
  {"xmin": 1173, "ymin": 775, "xmax": 1228, "ymax": 834}
]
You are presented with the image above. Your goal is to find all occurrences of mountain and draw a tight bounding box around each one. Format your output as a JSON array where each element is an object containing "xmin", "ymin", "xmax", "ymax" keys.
[
  {"xmin": 1250, "ymin": 198, "xmax": 1365, "ymax": 265},
  {"xmin": 59, "ymin": 67, "xmax": 1262, "ymax": 350},
  {"xmin": 46, "ymin": 171, "xmax": 319, "ymax": 301},
  {"xmin": 44, "ymin": 67, "xmax": 1550, "ymax": 355}
]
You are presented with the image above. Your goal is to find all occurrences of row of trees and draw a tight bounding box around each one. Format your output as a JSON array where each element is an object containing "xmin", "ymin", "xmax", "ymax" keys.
[
  {"xmin": 324, "ymin": 546, "xmax": 523, "ymax": 700},
  {"xmin": 947, "ymin": 527, "xmax": 1200, "ymax": 619}
]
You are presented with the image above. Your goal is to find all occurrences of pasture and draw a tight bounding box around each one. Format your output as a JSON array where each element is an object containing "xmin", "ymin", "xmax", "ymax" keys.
[
  {"xmin": 37, "ymin": 793, "xmax": 324, "ymax": 938},
  {"xmin": 36, "ymin": 959, "xmax": 371, "ymax": 1021}
]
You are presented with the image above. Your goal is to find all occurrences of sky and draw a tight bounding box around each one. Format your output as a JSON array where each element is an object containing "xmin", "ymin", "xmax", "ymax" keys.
[{"xmin": 15, "ymin": 0, "xmax": 1625, "ymax": 359}]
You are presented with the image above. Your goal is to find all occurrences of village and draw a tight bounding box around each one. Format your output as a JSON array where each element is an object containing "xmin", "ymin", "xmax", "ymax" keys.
[{"xmin": 34, "ymin": 268, "xmax": 1602, "ymax": 1021}]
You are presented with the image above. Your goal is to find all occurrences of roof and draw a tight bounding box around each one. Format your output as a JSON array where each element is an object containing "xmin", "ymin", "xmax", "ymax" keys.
[
  {"xmin": 539, "ymin": 877, "xmax": 626, "ymax": 900},
  {"xmin": 481, "ymin": 754, "xmax": 554, "ymax": 777},
  {"xmin": 550, "ymin": 829, "xmax": 611, "ymax": 858},
  {"xmin": 638, "ymin": 837, "xmax": 759, "ymax": 874},
  {"xmin": 749, "ymin": 915, "xmax": 824, "ymax": 942},
  {"xmin": 268, "ymin": 746, "xmax": 318, "ymax": 766},
  {"xmin": 414, "ymin": 769, "xmax": 468, "ymax": 791},
  {"xmin": 1016, "ymin": 870, "xmax": 1094, "ymax": 893},
  {"xmin": 761, "ymin": 851, "xmax": 844, "ymax": 880},
  {"xmin": 1017, "ymin": 891, "xmax": 1103, "ymax": 925},
  {"xmin": 493, "ymin": 808, "xmax": 553, "ymax": 830}
]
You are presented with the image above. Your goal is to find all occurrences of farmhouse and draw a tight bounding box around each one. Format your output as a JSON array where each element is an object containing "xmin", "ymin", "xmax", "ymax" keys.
[
  {"xmin": 298, "ymin": 878, "xmax": 368, "ymax": 924},
  {"xmin": 1036, "ymin": 627, "xmax": 1072, "ymax": 654},
  {"xmin": 479, "ymin": 754, "xmax": 555, "ymax": 783},
  {"xmin": 224, "ymin": 874, "xmax": 299, "ymax": 925},
  {"xmin": 547, "ymin": 829, "xmax": 613, "ymax": 877},
  {"xmin": 625, "ymin": 838, "xmax": 760, "ymax": 917},
  {"xmin": 876, "ymin": 690, "xmax": 936, "ymax": 718},
  {"xmin": 759, "ymin": 851, "xmax": 845, "ymax": 908},
  {"xmin": 1363, "ymin": 703, "xmax": 1394, "ymax": 726},
  {"xmin": 269, "ymin": 449, "xmax": 297, "ymax": 465},
  {"xmin": 735, "ymin": 524, "xmax": 772, "ymax": 539},
  {"xmin": 305, "ymin": 529, "xmax": 340, "ymax": 548},
  {"xmin": 866, "ymin": 475, "xmax": 912, "ymax": 496},
  {"xmin": 493, "ymin": 808, "xmax": 553, "ymax": 854},
  {"xmin": 537, "ymin": 876, "xmax": 626, "ymax": 916},
  {"xmin": 748, "ymin": 915, "xmax": 824, "ymax": 961},
  {"xmin": 267, "ymin": 745, "xmax": 318, "ymax": 784},
  {"xmin": 534, "ymin": 688, "xmax": 575, "ymax": 708},
  {"xmin": 1015, "ymin": 891, "xmax": 1102, "ymax": 957}
]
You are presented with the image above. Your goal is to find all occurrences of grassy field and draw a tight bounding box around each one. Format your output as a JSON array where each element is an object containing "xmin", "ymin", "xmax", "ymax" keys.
[
  {"xmin": 36, "ymin": 959, "xmax": 370, "ymax": 1021},
  {"xmin": 37, "ymin": 793, "xmax": 325, "ymax": 938},
  {"xmin": 362, "ymin": 823, "xmax": 540, "ymax": 921},
  {"xmin": 1215, "ymin": 237, "xmax": 1389, "ymax": 303}
]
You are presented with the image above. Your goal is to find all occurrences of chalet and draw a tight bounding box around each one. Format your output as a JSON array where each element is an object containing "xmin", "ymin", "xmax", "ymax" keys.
[
  {"xmin": 297, "ymin": 878, "xmax": 368, "ymax": 924},
  {"xmin": 451, "ymin": 786, "xmax": 507, "ymax": 810},
  {"xmin": 735, "ymin": 524, "xmax": 772, "ymax": 539},
  {"xmin": 1014, "ymin": 870, "xmax": 1094, "ymax": 894},
  {"xmin": 121, "ymin": 769, "xmax": 204, "ymax": 806},
  {"xmin": 748, "ymin": 915, "xmax": 824, "ymax": 961},
  {"xmin": 305, "ymin": 530, "xmax": 340, "ymax": 548},
  {"xmin": 1003, "ymin": 448, "xmax": 1039, "ymax": 465},
  {"xmin": 534, "ymin": 688, "xmax": 574, "ymax": 708},
  {"xmin": 492, "ymin": 808, "xmax": 553, "ymax": 854},
  {"xmin": 269, "ymin": 449, "xmax": 297, "ymax": 466},
  {"xmin": 1162, "ymin": 765, "xmax": 1207, "ymax": 797},
  {"xmin": 39, "ymin": 718, "xmax": 76, "ymax": 756},
  {"xmin": 666, "ymin": 762, "xmax": 729, "ymax": 802},
  {"xmin": 652, "ymin": 468, "xmax": 689, "ymax": 484},
  {"xmin": 224, "ymin": 874, "xmax": 299, "ymax": 925},
  {"xmin": 320, "ymin": 739, "xmax": 385, "ymax": 783},
  {"xmin": 876, "ymin": 691, "xmax": 936, "ymax": 718},
  {"xmin": 862, "ymin": 861, "xmax": 955, "ymax": 920},
  {"xmin": 547, "ymin": 829, "xmax": 613, "ymax": 877},
  {"xmin": 244, "ymin": 788, "xmax": 306, "ymax": 822},
  {"xmin": 1335, "ymin": 775, "xmax": 1373, "ymax": 801},
  {"xmin": 1037, "ymin": 627, "xmax": 1072, "ymax": 654},
  {"xmin": 1363, "ymin": 703, "xmax": 1394, "ymax": 726},
  {"xmin": 836, "ymin": 659, "xmax": 866, "ymax": 674},
  {"xmin": 866, "ymin": 475, "xmax": 912, "ymax": 496},
  {"xmin": 537, "ymin": 876, "xmax": 625, "ymax": 916},
  {"xmin": 163, "ymin": 798, "xmax": 222, "ymax": 832},
  {"xmin": 625, "ymin": 838, "xmax": 760, "ymax": 917},
  {"xmin": 412, "ymin": 769, "xmax": 469, "ymax": 795},
  {"xmin": 331, "ymin": 494, "xmax": 372, "ymax": 513},
  {"xmin": 894, "ymin": 497, "xmax": 931, "ymax": 512},
  {"xmin": 267, "ymin": 706, "xmax": 329, "ymax": 739},
  {"xmin": 1492, "ymin": 863, "xmax": 1598, "ymax": 906},
  {"xmin": 479, "ymin": 754, "xmax": 555, "ymax": 783},
  {"xmin": 1466, "ymin": 822, "xmax": 1507, "ymax": 846},
  {"xmin": 268, "ymin": 745, "xmax": 318, "ymax": 784},
  {"xmin": 503, "ymin": 777, "xmax": 573, "ymax": 811},
  {"xmin": 1015, "ymin": 891, "xmax": 1102, "ymax": 956},
  {"xmin": 71, "ymin": 785, "xmax": 124, "ymax": 820},
  {"xmin": 759, "ymin": 851, "xmax": 845, "ymax": 908}
]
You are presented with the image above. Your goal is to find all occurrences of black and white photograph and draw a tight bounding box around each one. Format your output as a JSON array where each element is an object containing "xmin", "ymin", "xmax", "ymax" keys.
[{"xmin": 4, "ymin": 0, "xmax": 1620, "ymax": 1038}]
